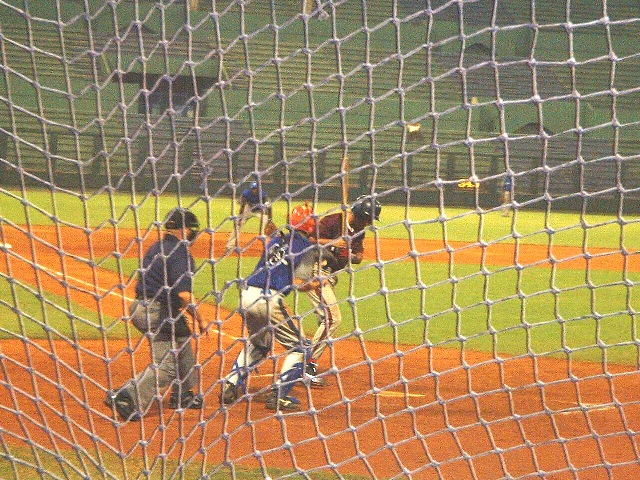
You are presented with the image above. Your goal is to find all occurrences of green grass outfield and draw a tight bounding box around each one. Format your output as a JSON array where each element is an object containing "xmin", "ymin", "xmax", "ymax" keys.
[
  {"xmin": 2, "ymin": 188, "xmax": 640, "ymax": 365},
  {"xmin": 0, "ymin": 444, "xmax": 369, "ymax": 480},
  {"xmin": 3, "ymin": 186, "xmax": 640, "ymax": 246}
]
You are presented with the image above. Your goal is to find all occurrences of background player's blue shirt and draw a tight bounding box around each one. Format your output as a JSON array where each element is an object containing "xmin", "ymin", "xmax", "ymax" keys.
[
  {"xmin": 242, "ymin": 188, "xmax": 267, "ymax": 208},
  {"xmin": 246, "ymin": 230, "xmax": 313, "ymax": 295},
  {"xmin": 504, "ymin": 176, "xmax": 513, "ymax": 191}
]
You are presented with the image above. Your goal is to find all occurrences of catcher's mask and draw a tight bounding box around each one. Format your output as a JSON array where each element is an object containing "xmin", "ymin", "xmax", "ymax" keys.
[
  {"xmin": 164, "ymin": 208, "xmax": 200, "ymax": 242},
  {"xmin": 351, "ymin": 195, "xmax": 381, "ymax": 223},
  {"xmin": 290, "ymin": 203, "xmax": 316, "ymax": 236}
]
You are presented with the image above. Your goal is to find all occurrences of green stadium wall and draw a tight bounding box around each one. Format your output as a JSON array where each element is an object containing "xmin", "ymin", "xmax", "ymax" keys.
[{"xmin": 1, "ymin": 0, "xmax": 638, "ymax": 212}]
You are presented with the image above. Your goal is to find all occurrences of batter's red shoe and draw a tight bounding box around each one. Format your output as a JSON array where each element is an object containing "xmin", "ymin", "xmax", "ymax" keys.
[
  {"xmin": 304, "ymin": 362, "xmax": 327, "ymax": 387},
  {"xmin": 304, "ymin": 372, "xmax": 327, "ymax": 388}
]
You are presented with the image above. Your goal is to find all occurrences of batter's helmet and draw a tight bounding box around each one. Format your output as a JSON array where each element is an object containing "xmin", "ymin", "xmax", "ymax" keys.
[
  {"xmin": 164, "ymin": 208, "xmax": 200, "ymax": 241},
  {"xmin": 352, "ymin": 196, "xmax": 381, "ymax": 222},
  {"xmin": 290, "ymin": 203, "xmax": 316, "ymax": 235}
]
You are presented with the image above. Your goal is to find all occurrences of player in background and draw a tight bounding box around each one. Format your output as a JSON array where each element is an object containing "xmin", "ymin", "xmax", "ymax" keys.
[
  {"xmin": 220, "ymin": 203, "xmax": 323, "ymax": 411},
  {"xmin": 105, "ymin": 208, "xmax": 209, "ymax": 421},
  {"xmin": 303, "ymin": 0, "xmax": 329, "ymax": 19},
  {"xmin": 305, "ymin": 195, "xmax": 382, "ymax": 385},
  {"xmin": 500, "ymin": 174, "xmax": 514, "ymax": 217},
  {"xmin": 226, "ymin": 180, "xmax": 274, "ymax": 254}
]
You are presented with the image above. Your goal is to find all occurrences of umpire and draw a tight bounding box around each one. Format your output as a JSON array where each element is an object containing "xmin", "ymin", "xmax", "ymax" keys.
[
  {"xmin": 106, "ymin": 207, "xmax": 208, "ymax": 421},
  {"xmin": 220, "ymin": 203, "xmax": 322, "ymax": 411}
]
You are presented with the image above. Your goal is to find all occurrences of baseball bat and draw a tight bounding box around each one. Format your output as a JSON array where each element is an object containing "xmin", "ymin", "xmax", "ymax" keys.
[{"xmin": 341, "ymin": 155, "xmax": 349, "ymax": 232}]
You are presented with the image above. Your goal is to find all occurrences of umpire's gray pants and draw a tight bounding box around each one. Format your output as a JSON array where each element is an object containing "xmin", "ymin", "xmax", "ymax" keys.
[{"xmin": 124, "ymin": 300, "xmax": 197, "ymax": 412}]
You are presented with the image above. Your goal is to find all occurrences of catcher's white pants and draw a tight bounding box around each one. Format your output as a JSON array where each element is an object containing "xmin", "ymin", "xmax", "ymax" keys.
[{"xmin": 224, "ymin": 286, "xmax": 306, "ymax": 387}]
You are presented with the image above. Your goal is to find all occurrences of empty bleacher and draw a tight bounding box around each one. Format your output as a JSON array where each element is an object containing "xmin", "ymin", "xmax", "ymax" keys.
[{"xmin": 1, "ymin": 0, "xmax": 638, "ymax": 207}]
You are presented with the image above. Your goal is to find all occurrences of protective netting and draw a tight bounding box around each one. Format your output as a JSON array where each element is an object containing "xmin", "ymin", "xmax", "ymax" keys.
[{"xmin": 1, "ymin": 0, "xmax": 640, "ymax": 479}]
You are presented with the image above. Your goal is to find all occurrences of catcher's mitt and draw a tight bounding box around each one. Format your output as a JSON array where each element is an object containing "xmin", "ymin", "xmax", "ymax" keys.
[{"xmin": 264, "ymin": 220, "xmax": 278, "ymax": 236}]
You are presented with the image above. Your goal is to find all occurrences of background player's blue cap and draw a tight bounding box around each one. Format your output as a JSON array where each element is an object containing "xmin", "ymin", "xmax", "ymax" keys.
[{"xmin": 250, "ymin": 181, "xmax": 258, "ymax": 189}]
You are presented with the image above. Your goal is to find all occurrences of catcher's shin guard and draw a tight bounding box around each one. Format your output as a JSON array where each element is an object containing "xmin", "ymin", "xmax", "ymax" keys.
[
  {"xmin": 227, "ymin": 342, "xmax": 266, "ymax": 386},
  {"xmin": 277, "ymin": 357, "xmax": 304, "ymax": 399}
]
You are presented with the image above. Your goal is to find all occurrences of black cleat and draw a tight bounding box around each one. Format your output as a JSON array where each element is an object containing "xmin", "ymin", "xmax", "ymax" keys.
[
  {"xmin": 114, "ymin": 389, "xmax": 141, "ymax": 422},
  {"xmin": 304, "ymin": 372, "xmax": 328, "ymax": 388},
  {"xmin": 220, "ymin": 382, "xmax": 239, "ymax": 405},
  {"xmin": 104, "ymin": 390, "xmax": 117, "ymax": 408},
  {"xmin": 265, "ymin": 391, "xmax": 300, "ymax": 411},
  {"xmin": 304, "ymin": 362, "xmax": 327, "ymax": 388},
  {"xmin": 169, "ymin": 390, "xmax": 204, "ymax": 409}
]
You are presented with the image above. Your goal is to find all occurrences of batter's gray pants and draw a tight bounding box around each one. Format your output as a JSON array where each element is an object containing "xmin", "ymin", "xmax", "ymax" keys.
[{"xmin": 307, "ymin": 279, "xmax": 341, "ymax": 362}]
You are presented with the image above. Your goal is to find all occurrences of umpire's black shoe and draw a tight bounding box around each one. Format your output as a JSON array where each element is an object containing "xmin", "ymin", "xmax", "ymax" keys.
[
  {"xmin": 104, "ymin": 390, "xmax": 117, "ymax": 408},
  {"xmin": 220, "ymin": 382, "xmax": 239, "ymax": 405},
  {"xmin": 104, "ymin": 386, "xmax": 125, "ymax": 408},
  {"xmin": 169, "ymin": 390, "xmax": 204, "ymax": 409},
  {"xmin": 114, "ymin": 389, "xmax": 141, "ymax": 422}
]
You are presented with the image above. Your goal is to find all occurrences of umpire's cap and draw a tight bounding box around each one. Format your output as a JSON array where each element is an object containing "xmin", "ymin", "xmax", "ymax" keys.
[
  {"xmin": 352, "ymin": 195, "xmax": 381, "ymax": 222},
  {"xmin": 164, "ymin": 208, "xmax": 200, "ymax": 230}
]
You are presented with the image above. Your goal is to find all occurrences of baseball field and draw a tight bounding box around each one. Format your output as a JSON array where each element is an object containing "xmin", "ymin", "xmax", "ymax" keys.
[{"xmin": 2, "ymin": 189, "xmax": 640, "ymax": 479}]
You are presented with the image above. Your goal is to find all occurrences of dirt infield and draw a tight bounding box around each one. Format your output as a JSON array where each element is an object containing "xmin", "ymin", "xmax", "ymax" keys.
[{"xmin": 2, "ymin": 225, "xmax": 640, "ymax": 479}]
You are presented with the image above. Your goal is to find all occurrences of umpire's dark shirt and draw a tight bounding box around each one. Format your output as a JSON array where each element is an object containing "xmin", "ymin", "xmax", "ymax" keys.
[{"xmin": 135, "ymin": 233, "xmax": 193, "ymax": 338}]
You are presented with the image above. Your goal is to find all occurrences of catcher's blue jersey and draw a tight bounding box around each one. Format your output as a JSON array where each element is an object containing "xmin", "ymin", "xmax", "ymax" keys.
[{"xmin": 246, "ymin": 230, "xmax": 314, "ymax": 295}]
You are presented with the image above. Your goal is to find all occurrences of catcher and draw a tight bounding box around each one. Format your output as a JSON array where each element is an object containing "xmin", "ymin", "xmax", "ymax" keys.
[
  {"xmin": 306, "ymin": 195, "xmax": 382, "ymax": 385},
  {"xmin": 220, "ymin": 203, "xmax": 322, "ymax": 411}
]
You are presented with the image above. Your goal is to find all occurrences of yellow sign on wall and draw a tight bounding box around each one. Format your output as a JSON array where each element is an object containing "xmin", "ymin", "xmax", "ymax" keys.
[{"xmin": 457, "ymin": 180, "xmax": 480, "ymax": 189}]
